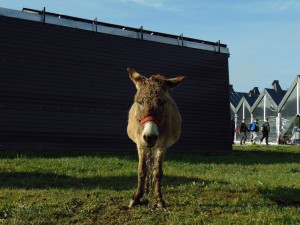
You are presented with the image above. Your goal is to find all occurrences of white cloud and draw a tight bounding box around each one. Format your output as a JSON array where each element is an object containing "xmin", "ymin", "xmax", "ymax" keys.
[
  {"xmin": 216, "ymin": 0, "xmax": 300, "ymax": 13},
  {"xmin": 118, "ymin": 0, "xmax": 164, "ymax": 9}
]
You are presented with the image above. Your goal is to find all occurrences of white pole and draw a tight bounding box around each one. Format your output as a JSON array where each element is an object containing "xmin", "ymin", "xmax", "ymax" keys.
[
  {"xmin": 235, "ymin": 113, "xmax": 237, "ymax": 141},
  {"xmin": 242, "ymin": 102, "xmax": 245, "ymax": 119},
  {"xmin": 264, "ymin": 95, "xmax": 266, "ymax": 121},
  {"xmin": 297, "ymin": 82, "xmax": 299, "ymax": 115},
  {"xmin": 277, "ymin": 112, "xmax": 281, "ymax": 144}
]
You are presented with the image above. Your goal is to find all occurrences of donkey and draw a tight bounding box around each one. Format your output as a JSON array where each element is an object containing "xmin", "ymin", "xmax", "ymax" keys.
[{"xmin": 127, "ymin": 68, "xmax": 185, "ymax": 208}]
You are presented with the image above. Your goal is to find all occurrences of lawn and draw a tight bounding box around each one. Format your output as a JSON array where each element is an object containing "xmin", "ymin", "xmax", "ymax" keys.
[{"xmin": 0, "ymin": 145, "xmax": 299, "ymax": 224}]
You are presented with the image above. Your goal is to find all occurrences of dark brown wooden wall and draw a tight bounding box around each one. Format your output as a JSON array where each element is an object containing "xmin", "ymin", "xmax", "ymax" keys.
[{"xmin": 0, "ymin": 15, "xmax": 231, "ymax": 153}]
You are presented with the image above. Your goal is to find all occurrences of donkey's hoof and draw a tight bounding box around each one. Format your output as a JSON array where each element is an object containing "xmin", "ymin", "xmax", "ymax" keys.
[
  {"xmin": 128, "ymin": 199, "xmax": 141, "ymax": 208},
  {"xmin": 156, "ymin": 200, "xmax": 166, "ymax": 208}
]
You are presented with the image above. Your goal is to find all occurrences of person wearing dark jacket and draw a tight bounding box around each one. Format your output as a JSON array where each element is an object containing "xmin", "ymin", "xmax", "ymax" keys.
[
  {"xmin": 239, "ymin": 119, "xmax": 250, "ymax": 145},
  {"xmin": 260, "ymin": 118, "xmax": 270, "ymax": 145}
]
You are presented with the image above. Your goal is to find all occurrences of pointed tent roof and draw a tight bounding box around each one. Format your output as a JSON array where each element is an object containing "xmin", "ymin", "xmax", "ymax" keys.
[
  {"xmin": 244, "ymin": 87, "xmax": 260, "ymax": 106},
  {"xmin": 266, "ymin": 80, "xmax": 287, "ymax": 105},
  {"xmin": 230, "ymin": 76, "xmax": 298, "ymax": 117},
  {"xmin": 235, "ymin": 87, "xmax": 260, "ymax": 113},
  {"xmin": 251, "ymin": 80, "xmax": 286, "ymax": 112},
  {"xmin": 278, "ymin": 75, "xmax": 300, "ymax": 112},
  {"xmin": 229, "ymin": 85, "xmax": 246, "ymax": 108}
]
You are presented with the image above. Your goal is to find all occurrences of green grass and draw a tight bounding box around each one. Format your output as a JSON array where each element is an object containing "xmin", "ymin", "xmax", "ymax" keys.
[{"xmin": 0, "ymin": 145, "xmax": 299, "ymax": 224}]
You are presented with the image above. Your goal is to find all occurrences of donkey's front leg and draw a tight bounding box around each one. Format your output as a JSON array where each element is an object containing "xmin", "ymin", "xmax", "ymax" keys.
[
  {"xmin": 129, "ymin": 150, "xmax": 147, "ymax": 208},
  {"xmin": 153, "ymin": 150, "xmax": 165, "ymax": 208}
]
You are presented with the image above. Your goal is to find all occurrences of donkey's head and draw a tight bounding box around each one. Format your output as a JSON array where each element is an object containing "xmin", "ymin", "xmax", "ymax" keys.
[{"xmin": 128, "ymin": 68, "xmax": 185, "ymax": 148}]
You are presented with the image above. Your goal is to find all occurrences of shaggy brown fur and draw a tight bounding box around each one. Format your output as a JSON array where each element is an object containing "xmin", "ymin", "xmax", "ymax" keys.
[{"xmin": 127, "ymin": 68, "xmax": 185, "ymax": 208}]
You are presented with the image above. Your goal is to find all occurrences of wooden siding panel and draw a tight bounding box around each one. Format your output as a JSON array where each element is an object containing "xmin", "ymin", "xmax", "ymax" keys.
[{"xmin": 0, "ymin": 15, "xmax": 231, "ymax": 153}]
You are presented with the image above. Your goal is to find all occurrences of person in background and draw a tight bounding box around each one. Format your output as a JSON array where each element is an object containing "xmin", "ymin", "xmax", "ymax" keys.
[
  {"xmin": 239, "ymin": 118, "xmax": 249, "ymax": 145},
  {"xmin": 231, "ymin": 118, "xmax": 235, "ymax": 144},
  {"xmin": 291, "ymin": 123, "xmax": 300, "ymax": 145},
  {"xmin": 260, "ymin": 118, "xmax": 270, "ymax": 145},
  {"xmin": 250, "ymin": 119, "xmax": 259, "ymax": 144}
]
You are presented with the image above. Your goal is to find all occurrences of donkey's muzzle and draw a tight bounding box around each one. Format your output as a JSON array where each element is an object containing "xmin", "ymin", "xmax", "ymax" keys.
[{"xmin": 143, "ymin": 134, "xmax": 158, "ymax": 148}]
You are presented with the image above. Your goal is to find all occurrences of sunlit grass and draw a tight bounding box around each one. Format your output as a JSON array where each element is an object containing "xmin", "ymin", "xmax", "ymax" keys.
[{"xmin": 0, "ymin": 145, "xmax": 299, "ymax": 224}]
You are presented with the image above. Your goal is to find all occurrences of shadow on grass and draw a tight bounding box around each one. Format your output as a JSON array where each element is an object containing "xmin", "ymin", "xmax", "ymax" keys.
[
  {"xmin": 260, "ymin": 187, "xmax": 300, "ymax": 207},
  {"xmin": 0, "ymin": 171, "xmax": 212, "ymax": 190},
  {"xmin": 0, "ymin": 147, "xmax": 299, "ymax": 165},
  {"xmin": 0, "ymin": 150, "xmax": 137, "ymax": 160},
  {"xmin": 165, "ymin": 149, "xmax": 300, "ymax": 165}
]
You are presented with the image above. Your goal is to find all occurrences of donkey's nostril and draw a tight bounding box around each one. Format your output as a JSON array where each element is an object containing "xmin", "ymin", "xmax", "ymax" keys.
[
  {"xmin": 150, "ymin": 135, "xmax": 158, "ymax": 143},
  {"xmin": 143, "ymin": 134, "xmax": 158, "ymax": 147}
]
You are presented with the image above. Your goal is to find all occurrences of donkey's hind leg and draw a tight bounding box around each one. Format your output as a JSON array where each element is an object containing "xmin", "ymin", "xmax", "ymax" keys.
[{"xmin": 129, "ymin": 150, "xmax": 147, "ymax": 208}]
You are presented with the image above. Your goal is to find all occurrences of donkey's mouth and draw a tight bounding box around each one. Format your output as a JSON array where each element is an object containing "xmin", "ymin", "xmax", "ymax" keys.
[
  {"xmin": 146, "ymin": 143, "xmax": 155, "ymax": 148},
  {"xmin": 143, "ymin": 134, "xmax": 158, "ymax": 148}
]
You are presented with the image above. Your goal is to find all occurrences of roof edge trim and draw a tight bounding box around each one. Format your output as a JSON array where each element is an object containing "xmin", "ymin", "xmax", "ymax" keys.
[{"xmin": 0, "ymin": 7, "xmax": 230, "ymax": 54}]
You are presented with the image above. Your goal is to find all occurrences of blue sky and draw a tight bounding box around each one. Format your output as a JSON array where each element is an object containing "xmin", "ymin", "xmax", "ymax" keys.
[{"xmin": 1, "ymin": 0, "xmax": 300, "ymax": 92}]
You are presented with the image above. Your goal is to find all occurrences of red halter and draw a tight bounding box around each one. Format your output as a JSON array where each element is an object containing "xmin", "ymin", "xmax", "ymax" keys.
[{"xmin": 140, "ymin": 116, "xmax": 160, "ymax": 127}]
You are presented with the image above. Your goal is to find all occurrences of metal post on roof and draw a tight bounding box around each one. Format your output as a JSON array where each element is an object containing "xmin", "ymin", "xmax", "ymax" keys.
[
  {"xmin": 217, "ymin": 40, "xmax": 221, "ymax": 53},
  {"xmin": 140, "ymin": 26, "xmax": 143, "ymax": 40},
  {"xmin": 93, "ymin": 17, "xmax": 98, "ymax": 33},
  {"xmin": 179, "ymin": 33, "xmax": 184, "ymax": 47},
  {"xmin": 41, "ymin": 7, "xmax": 46, "ymax": 24}
]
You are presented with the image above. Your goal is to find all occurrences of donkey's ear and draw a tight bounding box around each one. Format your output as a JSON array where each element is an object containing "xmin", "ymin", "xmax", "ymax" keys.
[
  {"xmin": 127, "ymin": 68, "xmax": 145, "ymax": 89},
  {"xmin": 165, "ymin": 76, "xmax": 186, "ymax": 89}
]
